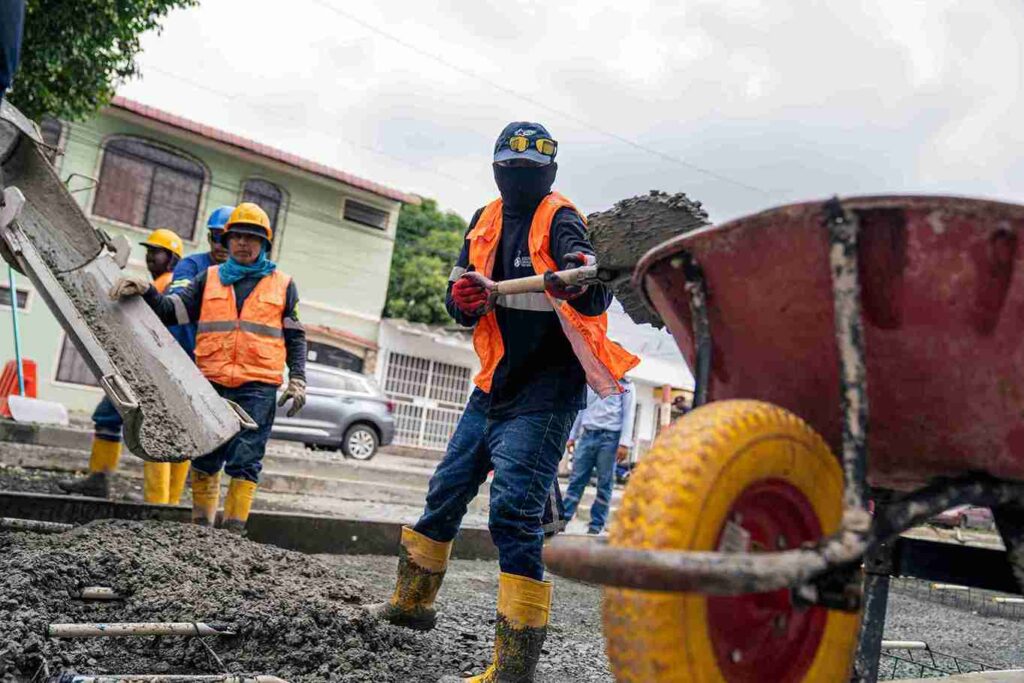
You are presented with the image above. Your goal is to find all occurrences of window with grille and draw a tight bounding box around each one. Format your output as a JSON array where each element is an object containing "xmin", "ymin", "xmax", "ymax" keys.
[
  {"xmin": 383, "ymin": 352, "xmax": 472, "ymax": 450},
  {"xmin": 0, "ymin": 284, "xmax": 29, "ymax": 310},
  {"xmin": 92, "ymin": 137, "xmax": 205, "ymax": 240},
  {"xmin": 343, "ymin": 199, "xmax": 389, "ymax": 230},
  {"xmin": 241, "ymin": 178, "xmax": 283, "ymax": 234},
  {"xmin": 55, "ymin": 336, "xmax": 98, "ymax": 387},
  {"xmin": 39, "ymin": 116, "xmax": 62, "ymax": 163}
]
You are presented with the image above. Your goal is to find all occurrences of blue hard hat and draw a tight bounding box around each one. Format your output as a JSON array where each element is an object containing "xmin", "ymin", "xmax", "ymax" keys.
[{"xmin": 206, "ymin": 205, "xmax": 235, "ymax": 232}]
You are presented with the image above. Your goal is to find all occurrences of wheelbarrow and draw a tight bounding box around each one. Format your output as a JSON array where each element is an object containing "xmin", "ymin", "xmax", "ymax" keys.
[{"xmin": 543, "ymin": 195, "xmax": 1024, "ymax": 682}]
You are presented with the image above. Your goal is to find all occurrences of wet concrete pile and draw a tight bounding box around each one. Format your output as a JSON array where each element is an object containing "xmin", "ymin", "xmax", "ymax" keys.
[
  {"xmin": 587, "ymin": 190, "xmax": 710, "ymax": 327},
  {"xmin": 0, "ymin": 520, "xmax": 465, "ymax": 682}
]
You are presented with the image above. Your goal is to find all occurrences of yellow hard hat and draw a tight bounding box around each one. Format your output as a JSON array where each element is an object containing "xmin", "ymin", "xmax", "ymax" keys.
[
  {"xmin": 223, "ymin": 202, "xmax": 272, "ymax": 244},
  {"xmin": 140, "ymin": 228, "xmax": 184, "ymax": 259}
]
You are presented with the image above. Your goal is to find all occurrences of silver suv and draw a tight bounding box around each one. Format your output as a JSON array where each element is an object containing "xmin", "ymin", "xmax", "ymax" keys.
[{"xmin": 272, "ymin": 363, "xmax": 395, "ymax": 460}]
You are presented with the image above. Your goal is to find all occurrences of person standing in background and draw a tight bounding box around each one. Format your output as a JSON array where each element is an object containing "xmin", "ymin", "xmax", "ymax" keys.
[{"xmin": 563, "ymin": 376, "xmax": 636, "ymax": 535}]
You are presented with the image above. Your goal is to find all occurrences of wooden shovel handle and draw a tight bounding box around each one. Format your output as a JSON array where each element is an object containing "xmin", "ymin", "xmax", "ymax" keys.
[{"xmin": 491, "ymin": 265, "xmax": 598, "ymax": 296}]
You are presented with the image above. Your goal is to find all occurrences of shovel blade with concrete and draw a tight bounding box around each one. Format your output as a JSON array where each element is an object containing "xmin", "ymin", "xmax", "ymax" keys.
[
  {"xmin": 0, "ymin": 101, "xmax": 252, "ymax": 461},
  {"xmin": 480, "ymin": 191, "xmax": 710, "ymax": 327}
]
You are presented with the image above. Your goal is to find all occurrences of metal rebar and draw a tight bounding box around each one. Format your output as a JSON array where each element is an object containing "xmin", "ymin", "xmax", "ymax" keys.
[
  {"xmin": 0, "ymin": 517, "xmax": 73, "ymax": 533},
  {"xmin": 880, "ymin": 641, "xmax": 928, "ymax": 651},
  {"xmin": 47, "ymin": 622, "xmax": 234, "ymax": 638},
  {"xmin": 48, "ymin": 675, "xmax": 287, "ymax": 683},
  {"xmin": 75, "ymin": 587, "xmax": 123, "ymax": 601}
]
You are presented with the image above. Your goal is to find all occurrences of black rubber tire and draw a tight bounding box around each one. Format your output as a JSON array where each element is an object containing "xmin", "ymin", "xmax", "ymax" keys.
[{"xmin": 342, "ymin": 423, "xmax": 379, "ymax": 460}]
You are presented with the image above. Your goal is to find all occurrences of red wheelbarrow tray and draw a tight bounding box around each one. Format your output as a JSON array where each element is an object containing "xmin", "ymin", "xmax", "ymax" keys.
[{"xmin": 636, "ymin": 194, "xmax": 1024, "ymax": 491}]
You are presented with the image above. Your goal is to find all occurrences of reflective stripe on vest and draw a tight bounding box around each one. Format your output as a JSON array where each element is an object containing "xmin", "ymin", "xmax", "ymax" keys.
[
  {"xmin": 194, "ymin": 267, "xmax": 291, "ymax": 388},
  {"xmin": 467, "ymin": 192, "xmax": 639, "ymax": 397}
]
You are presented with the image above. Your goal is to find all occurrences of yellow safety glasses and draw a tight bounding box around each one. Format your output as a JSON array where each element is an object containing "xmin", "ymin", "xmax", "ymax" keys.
[{"xmin": 507, "ymin": 135, "xmax": 558, "ymax": 157}]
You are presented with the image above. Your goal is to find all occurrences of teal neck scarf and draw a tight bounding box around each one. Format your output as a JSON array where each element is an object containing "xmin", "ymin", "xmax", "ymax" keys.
[{"xmin": 218, "ymin": 244, "xmax": 276, "ymax": 285}]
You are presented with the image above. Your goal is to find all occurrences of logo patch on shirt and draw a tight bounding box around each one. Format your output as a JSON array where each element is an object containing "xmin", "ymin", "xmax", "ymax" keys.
[{"xmin": 513, "ymin": 252, "xmax": 533, "ymax": 269}]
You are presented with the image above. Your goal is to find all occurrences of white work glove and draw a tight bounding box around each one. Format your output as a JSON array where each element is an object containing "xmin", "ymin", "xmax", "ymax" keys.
[
  {"xmin": 278, "ymin": 377, "xmax": 306, "ymax": 417},
  {"xmin": 108, "ymin": 275, "xmax": 151, "ymax": 300}
]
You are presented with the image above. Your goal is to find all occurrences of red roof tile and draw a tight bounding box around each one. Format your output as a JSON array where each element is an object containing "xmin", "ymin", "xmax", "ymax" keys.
[{"xmin": 110, "ymin": 96, "xmax": 420, "ymax": 205}]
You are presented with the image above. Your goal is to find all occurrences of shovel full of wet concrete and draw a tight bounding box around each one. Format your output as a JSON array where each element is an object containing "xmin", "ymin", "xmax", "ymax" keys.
[
  {"xmin": 481, "ymin": 191, "xmax": 710, "ymax": 327},
  {"xmin": 0, "ymin": 101, "xmax": 253, "ymax": 461}
]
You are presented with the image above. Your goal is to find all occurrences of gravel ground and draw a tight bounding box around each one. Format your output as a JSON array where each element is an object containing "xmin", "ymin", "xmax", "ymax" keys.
[
  {"xmin": 0, "ymin": 520, "xmax": 611, "ymax": 683},
  {"xmin": 2, "ymin": 458, "xmax": 1021, "ymax": 680},
  {"xmin": 882, "ymin": 582, "xmax": 1024, "ymax": 673}
]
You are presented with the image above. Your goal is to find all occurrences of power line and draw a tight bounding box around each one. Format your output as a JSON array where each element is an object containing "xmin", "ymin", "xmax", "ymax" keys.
[
  {"xmin": 136, "ymin": 63, "xmax": 474, "ymax": 191},
  {"xmin": 307, "ymin": 0, "xmax": 777, "ymax": 198}
]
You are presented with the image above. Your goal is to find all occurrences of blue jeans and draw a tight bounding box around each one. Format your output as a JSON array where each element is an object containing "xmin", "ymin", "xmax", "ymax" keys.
[
  {"xmin": 92, "ymin": 396, "xmax": 123, "ymax": 443},
  {"xmin": 414, "ymin": 389, "xmax": 575, "ymax": 580},
  {"xmin": 0, "ymin": 0, "xmax": 24, "ymax": 95},
  {"xmin": 563, "ymin": 428, "xmax": 619, "ymax": 533},
  {"xmin": 192, "ymin": 382, "xmax": 277, "ymax": 483}
]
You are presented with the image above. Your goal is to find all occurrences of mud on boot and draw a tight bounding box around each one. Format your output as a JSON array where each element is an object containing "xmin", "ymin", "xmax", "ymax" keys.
[
  {"xmin": 220, "ymin": 478, "xmax": 256, "ymax": 535},
  {"xmin": 59, "ymin": 438, "xmax": 121, "ymax": 498},
  {"xmin": 364, "ymin": 526, "xmax": 452, "ymax": 631},
  {"xmin": 220, "ymin": 518, "xmax": 247, "ymax": 535},
  {"xmin": 57, "ymin": 471, "xmax": 110, "ymax": 498},
  {"xmin": 441, "ymin": 572, "xmax": 552, "ymax": 683}
]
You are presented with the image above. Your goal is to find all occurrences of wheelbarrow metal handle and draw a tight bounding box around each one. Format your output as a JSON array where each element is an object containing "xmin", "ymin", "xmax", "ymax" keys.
[{"xmin": 543, "ymin": 535, "xmax": 834, "ymax": 595}]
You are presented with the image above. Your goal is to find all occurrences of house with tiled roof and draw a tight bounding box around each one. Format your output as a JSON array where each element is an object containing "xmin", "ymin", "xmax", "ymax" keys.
[{"xmin": 4, "ymin": 97, "xmax": 417, "ymax": 413}]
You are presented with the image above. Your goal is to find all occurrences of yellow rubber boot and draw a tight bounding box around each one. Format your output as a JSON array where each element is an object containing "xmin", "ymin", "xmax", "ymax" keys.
[
  {"xmin": 89, "ymin": 438, "xmax": 122, "ymax": 473},
  {"xmin": 168, "ymin": 461, "xmax": 190, "ymax": 505},
  {"xmin": 143, "ymin": 462, "xmax": 170, "ymax": 504},
  {"xmin": 221, "ymin": 478, "xmax": 257, "ymax": 534},
  {"xmin": 58, "ymin": 439, "xmax": 121, "ymax": 498},
  {"xmin": 446, "ymin": 573, "xmax": 553, "ymax": 683},
  {"xmin": 190, "ymin": 469, "xmax": 221, "ymax": 526},
  {"xmin": 365, "ymin": 526, "xmax": 453, "ymax": 631}
]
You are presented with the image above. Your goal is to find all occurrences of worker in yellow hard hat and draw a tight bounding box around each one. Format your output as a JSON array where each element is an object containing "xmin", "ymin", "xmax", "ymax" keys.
[
  {"xmin": 60, "ymin": 228, "xmax": 187, "ymax": 502},
  {"xmin": 110, "ymin": 203, "xmax": 307, "ymax": 533}
]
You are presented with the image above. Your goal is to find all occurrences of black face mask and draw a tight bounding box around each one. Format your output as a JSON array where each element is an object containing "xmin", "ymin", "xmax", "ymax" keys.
[{"xmin": 493, "ymin": 163, "xmax": 557, "ymax": 212}]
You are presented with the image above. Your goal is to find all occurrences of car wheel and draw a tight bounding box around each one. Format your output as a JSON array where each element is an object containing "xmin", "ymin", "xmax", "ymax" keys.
[{"xmin": 343, "ymin": 424, "xmax": 378, "ymax": 460}]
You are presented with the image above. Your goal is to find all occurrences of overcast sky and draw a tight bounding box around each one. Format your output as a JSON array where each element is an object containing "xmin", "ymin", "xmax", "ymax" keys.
[{"xmin": 120, "ymin": 0, "xmax": 1023, "ymax": 225}]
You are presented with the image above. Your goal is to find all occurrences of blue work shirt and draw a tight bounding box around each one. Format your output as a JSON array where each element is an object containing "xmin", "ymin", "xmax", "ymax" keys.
[
  {"xmin": 167, "ymin": 251, "xmax": 215, "ymax": 358},
  {"xmin": 568, "ymin": 378, "xmax": 637, "ymax": 448}
]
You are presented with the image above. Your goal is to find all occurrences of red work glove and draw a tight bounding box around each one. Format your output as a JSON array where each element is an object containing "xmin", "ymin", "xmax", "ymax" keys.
[
  {"xmin": 544, "ymin": 252, "xmax": 595, "ymax": 300},
  {"xmin": 452, "ymin": 268, "xmax": 494, "ymax": 316}
]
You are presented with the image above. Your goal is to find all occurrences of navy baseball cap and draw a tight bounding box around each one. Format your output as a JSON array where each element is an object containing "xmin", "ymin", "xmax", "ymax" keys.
[{"xmin": 493, "ymin": 121, "xmax": 558, "ymax": 166}]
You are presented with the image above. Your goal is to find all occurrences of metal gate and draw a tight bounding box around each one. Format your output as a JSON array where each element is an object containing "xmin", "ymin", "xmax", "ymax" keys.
[{"xmin": 382, "ymin": 351, "xmax": 472, "ymax": 451}]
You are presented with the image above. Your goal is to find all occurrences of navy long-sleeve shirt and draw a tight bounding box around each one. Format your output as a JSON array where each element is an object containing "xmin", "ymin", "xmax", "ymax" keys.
[
  {"xmin": 447, "ymin": 202, "xmax": 612, "ymax": 418},
  {"xmin": 142, "ymin": 268, "xmax": 306, "ymax": 385}
]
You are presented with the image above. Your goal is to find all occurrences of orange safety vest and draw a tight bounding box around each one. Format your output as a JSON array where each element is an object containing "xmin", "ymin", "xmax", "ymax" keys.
[
  {"xmin": 194, "ymin": 266, "xmax": 291, "ymax": 388},
  {"xmin": 467, "ymin": 192, "xmax": 639, "ymax": 397},
  {"xmin": 153, "ymin": 271, "xmax": 172, "ymax": 294}
]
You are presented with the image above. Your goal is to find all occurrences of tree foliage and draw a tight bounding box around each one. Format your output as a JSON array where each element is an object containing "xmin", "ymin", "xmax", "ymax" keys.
[
  {"xmin": 9, "ymin": 0, "xmax": 197, "ymax": 121},
  {"xmin": 384, "ymin": 197, "xmax": 467, "ymax": 325}
]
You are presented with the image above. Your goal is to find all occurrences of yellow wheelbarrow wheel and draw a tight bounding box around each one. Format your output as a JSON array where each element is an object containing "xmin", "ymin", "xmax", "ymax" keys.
[{"xmin": 603, "ymin": 400, "xmax": 861, "ymax": 683}]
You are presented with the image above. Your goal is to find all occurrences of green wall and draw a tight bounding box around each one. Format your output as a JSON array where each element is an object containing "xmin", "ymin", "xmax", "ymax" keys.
[{"xmin": 0, "ymin": 107, "xmax": 401, "ymax": 414}]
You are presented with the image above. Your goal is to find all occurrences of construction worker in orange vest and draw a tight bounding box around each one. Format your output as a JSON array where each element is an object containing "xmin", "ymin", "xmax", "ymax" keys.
[
  {"xmin": 109, "ymin": 203, "xmax": 307, "ymax": 533},
  {"xmin": 60, "ymin": 228, "xmax": 188, "ymax": 503},
  {"xmin": 368, "ymin": 122, "xmax": 638, "ymax": 682}
]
